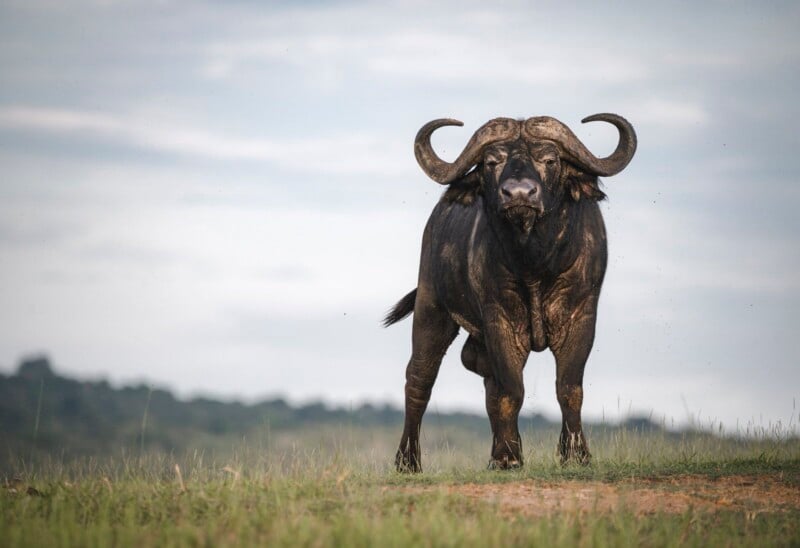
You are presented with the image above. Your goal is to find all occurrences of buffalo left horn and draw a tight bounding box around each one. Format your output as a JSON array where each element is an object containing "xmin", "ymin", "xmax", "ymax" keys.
[
  {"xmin": 523, "ymin": 113, "xmax": 637, "ymax": 176},
  {"xmin": 414, "ymin": 117, "xmax": 520, "ymax": 184}
]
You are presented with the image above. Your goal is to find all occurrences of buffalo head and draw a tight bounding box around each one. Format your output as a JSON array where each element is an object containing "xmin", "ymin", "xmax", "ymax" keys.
[{"xmin": 413, "ymin": 114, "xmax": 637, "ymax": 233}]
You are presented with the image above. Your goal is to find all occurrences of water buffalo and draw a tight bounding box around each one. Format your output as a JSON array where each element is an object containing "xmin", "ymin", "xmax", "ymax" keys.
[{"xmin": 384, "ymin": 114, "xmax": 637, "ymax": 471}]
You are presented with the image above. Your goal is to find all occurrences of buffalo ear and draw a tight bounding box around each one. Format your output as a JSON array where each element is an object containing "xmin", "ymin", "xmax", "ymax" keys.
[
  {"xmin": 562, "ymin": 163, "xmax": 606, "ymax": 202},
  {"xmin": 442, "ymin": 169, "xmax": 482, "ymax": 205}
]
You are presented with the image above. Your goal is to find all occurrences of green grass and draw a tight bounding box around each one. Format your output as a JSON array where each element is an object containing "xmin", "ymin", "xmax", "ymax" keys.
[{"xmin": 2, "ymin": 425, "xmax": 799, "ymax": 547}]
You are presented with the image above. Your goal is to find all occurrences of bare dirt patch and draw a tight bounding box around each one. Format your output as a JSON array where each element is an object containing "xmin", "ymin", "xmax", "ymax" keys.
[{"xmin": 405, "ymin": 475, "xmax": 800, "ymax": 517}]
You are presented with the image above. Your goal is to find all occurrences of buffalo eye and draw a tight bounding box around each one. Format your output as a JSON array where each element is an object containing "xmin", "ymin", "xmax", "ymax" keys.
[
  {"xmin": 484, "ymin": 156, "xmax": 501, "ymax": 168},
  {"xmin": 544, "ymin": 158, "xmax": 557, "ymax": 167}
]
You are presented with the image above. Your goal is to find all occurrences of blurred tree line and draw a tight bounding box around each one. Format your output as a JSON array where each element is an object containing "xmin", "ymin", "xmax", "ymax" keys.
[{"xmin": 0, "ymin": 356, "xmax": 515, "ymax": 469}]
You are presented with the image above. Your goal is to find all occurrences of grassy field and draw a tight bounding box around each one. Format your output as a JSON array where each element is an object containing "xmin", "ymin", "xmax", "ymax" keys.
[{"xmin": 2, "ymin": 424, "xmax": 799, "ymax": 547}]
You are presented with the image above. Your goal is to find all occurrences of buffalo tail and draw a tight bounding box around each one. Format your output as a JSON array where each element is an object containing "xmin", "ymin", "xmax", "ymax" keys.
[{"xmin": 383, "ymin": 288, "xmax": 417, "ymax": 327}]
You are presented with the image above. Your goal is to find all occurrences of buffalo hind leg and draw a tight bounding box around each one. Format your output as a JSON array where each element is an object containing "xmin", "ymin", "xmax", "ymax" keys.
[
  {"xmin": 552, "ymin": 303, "xmax": 597, "ymax": 464},
  {"xmin": 396, "ymin": 302, "xmax": 458, "ymax": 473}
]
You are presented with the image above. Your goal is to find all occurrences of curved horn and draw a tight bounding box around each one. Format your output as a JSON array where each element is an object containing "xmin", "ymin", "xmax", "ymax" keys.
[
  {"xmin": 414, "ymin": 117, "xmax": 520, "ymax": 184},
  {"xmin": 523, "ymin": 113, "xmax": 636, "ymax": 176}
]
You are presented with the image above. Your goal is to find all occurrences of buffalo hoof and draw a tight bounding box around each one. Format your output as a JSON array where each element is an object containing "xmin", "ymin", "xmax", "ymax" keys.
[
  {"xmin": 395, "ymin": 449, "xmax": 421, "ymax": 473},
  {"xmin": 487, "ymin": 456, "xmax": 522, "ymax": 470}
]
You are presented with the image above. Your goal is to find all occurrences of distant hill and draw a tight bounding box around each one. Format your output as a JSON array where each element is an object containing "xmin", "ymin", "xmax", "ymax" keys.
[{"xmin": 0, "ymin": 356, "xmax": 663, "ymax": 472}]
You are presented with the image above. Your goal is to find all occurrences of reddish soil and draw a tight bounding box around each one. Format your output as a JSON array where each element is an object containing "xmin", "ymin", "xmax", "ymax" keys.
[{"xmin": 405, "ymin": 475, "xmax": 800, "ymax": 517}]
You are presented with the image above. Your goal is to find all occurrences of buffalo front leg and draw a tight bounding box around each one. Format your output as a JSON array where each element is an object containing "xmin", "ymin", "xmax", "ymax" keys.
[
  {"xmin": 396, "ymin": 304, "xmax": 458, "ymax": 473},
  {"xmin": 551, "ymin": 299, "xmax": 598, "ymax": 464},
  {"xmin": 461, "ymin": 336, "xmax": 508, "ymax": 465},
  {"xmin": 483, "ymin": 311, "xmax": 529, "ymax": 469},
  {"xmin": 484, "ymin": 375, "xmax": 525, "ymax": 469}
]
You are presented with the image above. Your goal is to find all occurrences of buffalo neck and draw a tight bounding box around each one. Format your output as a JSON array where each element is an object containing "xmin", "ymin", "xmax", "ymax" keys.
[{"xmin": 483, "ymin": 197, "xmax": 584, "ymax": 281}]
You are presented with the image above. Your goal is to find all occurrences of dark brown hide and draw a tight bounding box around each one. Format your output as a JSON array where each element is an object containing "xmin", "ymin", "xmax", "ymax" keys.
[{"xmin": 386, "ymin": 114, "xmax": 636, "ymax": 472}]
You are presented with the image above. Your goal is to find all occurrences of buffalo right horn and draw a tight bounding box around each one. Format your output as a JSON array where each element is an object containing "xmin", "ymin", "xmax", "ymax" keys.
[
  {"xmin": 414, "ymin": 118, "xmax": 520, "ymax": 184},
  {"xmin": 523, "ymin": 114, "xmax": 637, "ymax": 177}
]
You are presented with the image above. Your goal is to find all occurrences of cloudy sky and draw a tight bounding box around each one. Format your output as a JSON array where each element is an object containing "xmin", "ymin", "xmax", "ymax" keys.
[{"xmin": 1, "ymin": 0, "xmax": 798, "ymax": 432}]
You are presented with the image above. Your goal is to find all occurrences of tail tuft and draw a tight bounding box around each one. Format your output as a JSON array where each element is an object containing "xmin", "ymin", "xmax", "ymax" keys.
[{"xmin": 383, "ymin": 289, "xmax": 417, "ymax": 327}]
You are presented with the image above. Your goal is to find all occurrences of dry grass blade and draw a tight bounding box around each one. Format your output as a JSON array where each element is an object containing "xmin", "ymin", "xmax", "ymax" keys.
[{"xmin": 174, "ymin": 464, "xmax": 186, "ymax": 493}]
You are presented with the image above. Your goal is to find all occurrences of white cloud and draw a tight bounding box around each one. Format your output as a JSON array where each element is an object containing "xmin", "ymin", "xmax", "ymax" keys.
[
  {"xmin": 366, "ymin": 32, "xmax": 648, "ymax": 86},
  {"xmin": 200, "ymin": 29, "xmax": 648, "ymax": 89},
  {"xmin": 0, "ymin": 105, "xmax": 411, "ymax": 176}
]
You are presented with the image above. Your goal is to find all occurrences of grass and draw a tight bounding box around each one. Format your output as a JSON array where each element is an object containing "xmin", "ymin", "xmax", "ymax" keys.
[{"xmin": 2, "ymin": 424, "xmax": 799, "ymax": 547}]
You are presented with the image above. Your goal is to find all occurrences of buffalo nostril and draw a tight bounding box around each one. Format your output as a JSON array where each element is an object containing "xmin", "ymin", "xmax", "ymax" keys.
[{"xmin": 502, "ymin": 180, "xmax": 540, "ymax": 201}]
